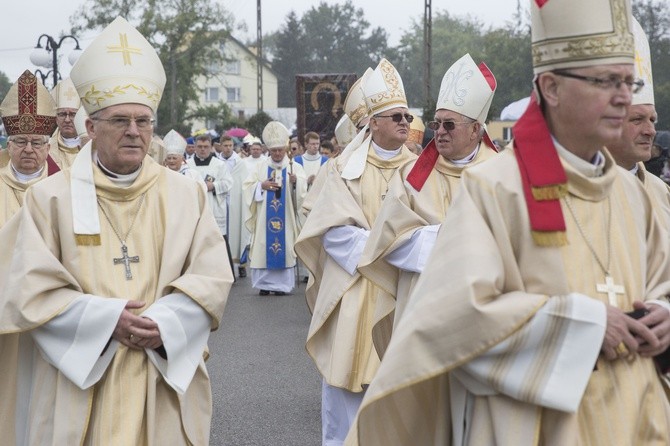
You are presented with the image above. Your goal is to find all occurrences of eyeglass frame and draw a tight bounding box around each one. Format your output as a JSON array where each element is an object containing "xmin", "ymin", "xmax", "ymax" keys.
[
  {"xmin": 427, "ymin": 119, "xmax": 475, "ymax": 132},
  {"xmin": 374, "ymin": 113, "xmax": 414, "ymax": 124},
  {"xmin": 91, "ymin": 116, "xmax": 156, "ymax": 130},
  {"xmin": 8, "ymin": 136, "xmax": 48, "ymax": 149},
  {"xmin": 552, "ymin": 70, "xmax": 644, "ymax": 94},
  {"xmin": 56, "ymin": 111, "xmax": 78, "ymax": 120}
]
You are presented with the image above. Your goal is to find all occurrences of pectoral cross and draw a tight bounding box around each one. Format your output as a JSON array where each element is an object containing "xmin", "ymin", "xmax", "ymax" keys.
[
  {"xmin": 596, "ymin": 274, "xmax": 625, "ymax": 307},
  {"xmin": 113, "ymin": 243, "xmax": 140, "ymax": 280}
]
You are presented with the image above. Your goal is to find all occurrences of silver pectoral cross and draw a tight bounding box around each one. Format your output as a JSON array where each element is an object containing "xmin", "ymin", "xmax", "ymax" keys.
[
  {"xmin": 596, "ymin": 274, "xmax": 625, "ymax": 307},
  {"xmin": 113, "ymin": 243, "xmax": 140, "ymax": 280}
]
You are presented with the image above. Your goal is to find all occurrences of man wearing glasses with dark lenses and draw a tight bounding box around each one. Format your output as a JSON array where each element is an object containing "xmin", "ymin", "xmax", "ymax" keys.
[
  {"xmin": 358, "ymin": 53, "xmax": 498, "ymax": 352},
  {"xmin": 296, "ymin": 58, "xmax": 417, "ymax": 446}
]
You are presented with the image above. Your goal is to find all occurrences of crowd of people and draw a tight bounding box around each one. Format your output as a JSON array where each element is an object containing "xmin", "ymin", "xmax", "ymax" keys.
[{"xmin": 1, "ymin": 0, "xmax": 670, "ymax": 445}]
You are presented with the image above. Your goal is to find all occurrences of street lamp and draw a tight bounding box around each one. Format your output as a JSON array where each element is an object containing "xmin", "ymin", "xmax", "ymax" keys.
[{"xmin": 29, "ymin": 34, "xmax": 82, "ymax": 88}]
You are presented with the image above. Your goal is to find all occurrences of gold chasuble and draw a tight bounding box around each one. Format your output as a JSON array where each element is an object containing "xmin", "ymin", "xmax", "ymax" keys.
[
  {"xmin": 359, "ymin": 146, "xmax": 496, "ymax": 355},
  {"xmin": 49, "ymin": 128, "xmax": 81, "ymax": 169},
  {"xmin": 296, "ymin": 142, "xmax": 415, "ymax": 392},
  {"xmin": 347, "ymin": 148, "xmax": 670, "ymax": 446},
  {"xmin": 0, "ymin": 165, "xmax": 47, "ymax": 226},
  {"xmin": 636, "ymin": 162, "xmax": 670, "ymax": 227},
  {"xmin": 0, "ymin": 155, "xmax": 231, "ymax": 445}
]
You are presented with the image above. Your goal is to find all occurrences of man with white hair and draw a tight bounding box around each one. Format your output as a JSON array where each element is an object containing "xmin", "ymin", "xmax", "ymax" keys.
[
  {"xmin": 243, "ymin": 121, "xmax": 307, "ymax": 295},
  {"xmin": 358, "ymin": 54, "xmax": 498, "ymax": 356},
  {"xmin": 347, "ymin": 1, "xmax": 670, "ymax": 445},
  {"xmin": 0, "ymin": 17, "xmax": 232, "ymax": 445},
  {"xmin": 296, "ymin": 58, "xmax": 416, "ymax": 445}
]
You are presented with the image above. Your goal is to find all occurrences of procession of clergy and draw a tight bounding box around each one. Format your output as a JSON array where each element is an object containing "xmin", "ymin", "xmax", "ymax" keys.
[{"xmin": 2, "ymin": 0, "xmax": 670, "ymax": 444}]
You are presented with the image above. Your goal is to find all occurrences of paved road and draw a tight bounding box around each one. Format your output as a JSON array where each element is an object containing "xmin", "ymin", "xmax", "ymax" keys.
[{"xmin": 208, "ymin": 275, "xmax": 321, "ymax": 445}]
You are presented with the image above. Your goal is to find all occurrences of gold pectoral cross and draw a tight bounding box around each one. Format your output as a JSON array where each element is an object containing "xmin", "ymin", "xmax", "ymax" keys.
[
  {"xmin": 113, "ymin": 243, "xmax": 140, "ymax": 280},
  {"xmin": 596, "ymin": 274, "xmax": 625, "ymax": 307}
]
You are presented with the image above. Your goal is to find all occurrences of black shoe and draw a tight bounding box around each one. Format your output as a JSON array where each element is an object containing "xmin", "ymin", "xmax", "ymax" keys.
[
  {"xmin": 259, "ymin": 289, "xmax": 270, "ymax": 296},
  {"xmin": 238, "ymin": 267, "xmax": 247, "ymax": 278},
  {"xmin": 273, "ymin": 291, "xmax": 287, "ymax": 296}
]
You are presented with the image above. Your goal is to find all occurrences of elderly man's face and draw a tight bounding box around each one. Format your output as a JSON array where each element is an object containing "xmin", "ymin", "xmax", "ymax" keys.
[
  {"xmin": 433, "ymin": 109, "xmax": 480, "ymax": 160},
  {"xmin": 369, "ymin": 106, "xmax": 410, "ymax": 150},
  {"xmin": 56, "ymin": 108, "xmax": 78, "ymax": 139},
  {"xmin": 86, "ymin": 103, "xmax": 154, "ymax": 175},
  {"xmin": 607, "ymin": 104, "xmax": 657, "ymax": 169},
  {"xmin": 269, "ymin": 146, "xmax": 286, "ymax": 163},
  {"xmin": 8, "ymin": 134, "xmax": 50, "ymax": 175},
  {"xmin": 164, "ymin": 153, "xmax": 184, "ymax": 171}
]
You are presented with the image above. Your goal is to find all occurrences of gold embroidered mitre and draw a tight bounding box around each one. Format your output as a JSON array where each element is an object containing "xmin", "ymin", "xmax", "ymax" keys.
[
  {"xmin": 407, "ymin": 114, "xmax": 425, "ymax": 146},
  {"xmin": 262, "ymin": 121, "xmax": 290, "ymax": 149},
  {"xmin": 363, "ymin": 58, "xmax": 407, "ymax": 115},
  {"xmin": 163, "ymin": 129, "xmax": 187, "ymax": 155},
  {"xmin": 0, "ymin": 70, "xmax": 57, "ymax": 136},
  {"xmin": 531, "ymin": 0, "xmax": 634, "ymax": 74},
  {"xmin": 70, "ymin": 16, "xmax": 166, "ymax": 114},
  {"xmin": 73, "ymin": 107, "xmax": 89, "ymax": 138},
  {"xmin": 344, "ymin": 68, "xmax": 372, "ymax": 127}
]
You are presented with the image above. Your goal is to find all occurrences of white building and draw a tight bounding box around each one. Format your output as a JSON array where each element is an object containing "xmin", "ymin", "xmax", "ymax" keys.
[{"xmin": 192, "ymin": 36, "xmax": 278, "ymax": 132}]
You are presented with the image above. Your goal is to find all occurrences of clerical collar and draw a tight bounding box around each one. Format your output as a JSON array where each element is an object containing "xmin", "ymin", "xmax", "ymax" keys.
[
  {"xmin": 194, "ymin": 153, "xmax": 214, "ymax": 165},
  {"xmin": 372, "ymin": 140, "xmax": 401, "ymax": 160},
  {"xmin": 629, "ymin": 164, "xmax": 639, "ymax": 176},
  {"xmin": 450, "ymin": 144, "xmax": 480, "ymax": 166},
  {"xmin": 11, "ymin": 163, "xmax": 43, "ymax": 183},
  {"xmin": 62, "ymin": 136, "xmax": 81, "ymax": 148},
  {"xmin": 553, "ymin": 138, "xmax": 605, "ymax": 178},
  {"xmin": 303, "ymin": 152, "xmax": 321, "ymax": 161},
  {"xmin": 95, "ymin": 152, "xmax": 142, "ymax": 187}
]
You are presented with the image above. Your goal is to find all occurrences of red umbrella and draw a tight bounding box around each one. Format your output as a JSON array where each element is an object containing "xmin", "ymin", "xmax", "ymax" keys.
[{"xmin": 225, "ymin": 128, "xmax": 249, "ymax": 138}]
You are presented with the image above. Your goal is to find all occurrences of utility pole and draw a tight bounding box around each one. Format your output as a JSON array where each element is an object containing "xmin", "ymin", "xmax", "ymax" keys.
[
  {"xmin": 423, "ymin": 0, "xmax": 432, "ymax": 109},
  {"xmin": 257, "ymin": 0, "xmax": 264, "ymax": 112}
]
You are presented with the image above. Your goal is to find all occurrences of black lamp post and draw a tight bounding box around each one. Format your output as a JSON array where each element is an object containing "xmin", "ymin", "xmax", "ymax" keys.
[{"xmin": 30, "ymin": 34, "xmax": 82, "ymax": 87}]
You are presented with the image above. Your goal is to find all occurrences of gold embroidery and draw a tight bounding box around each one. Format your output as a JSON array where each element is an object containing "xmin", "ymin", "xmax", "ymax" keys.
[
  {"xmin": 270, "ymin": 237, "xmax": 283, "ymax": 255},
  {"xmin": 81, "ymin": 84, "xmax": 161, "ymax": 107},
  {"xmin": 107, "ymin": 33, "xmax": 142, "ymax": 65}
]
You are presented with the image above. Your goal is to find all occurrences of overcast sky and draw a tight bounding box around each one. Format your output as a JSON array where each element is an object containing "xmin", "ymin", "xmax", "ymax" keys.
[{"xmin": 0, "ymin": 0, "xmax": 521, "ymax": 84}]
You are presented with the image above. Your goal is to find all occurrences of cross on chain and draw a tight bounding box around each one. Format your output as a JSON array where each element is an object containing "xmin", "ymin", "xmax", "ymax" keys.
[
  {"xmin": 113, "ymin": 243, "xmax": 140, "ymax": 280},
  {"xmin": 596, "ymin": 274, "xmax": 625, "ymax": 307}
]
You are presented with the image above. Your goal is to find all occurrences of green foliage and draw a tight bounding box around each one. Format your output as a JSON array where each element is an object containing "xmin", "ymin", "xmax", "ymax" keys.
[
  {"xmin": 0, "ymin": 71, "xmax": 11, "ymax": 103},
  {"xmin": 245, "ymin": 111, "xmax": 273, "ymax": 138},
  {"xmin": 69, "ymin": 0, "xmax": 233, "ymax": 135},
  {"xmin": 269, "ymin": 1, "xmax": 393, "ymax": 107}
]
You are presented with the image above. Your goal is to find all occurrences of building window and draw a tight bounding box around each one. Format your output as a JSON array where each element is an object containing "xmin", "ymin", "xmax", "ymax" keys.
[
  {"xmin": 226, "ymin": 87, "xmax": 241, "ymax": 103},
  {"xmin": 205, "ymin": 87, "xmax": 219, "ymax": 102},
  {"xmin": 224, "ymin": 60, "xmax": 241, "ymax": 74}
]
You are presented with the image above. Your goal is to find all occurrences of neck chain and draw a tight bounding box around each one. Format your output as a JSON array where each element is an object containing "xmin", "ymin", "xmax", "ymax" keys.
[
  {"xmin": 372, "ymin": 165, "xmax": 396, "ymax": 200},
  {"xmin": 563, "ymin": 195, "xmax": 624, "ymax": 306},
  {"xmin": 97, "ymin": 192, "xmax": 146, "ymax": 280}
]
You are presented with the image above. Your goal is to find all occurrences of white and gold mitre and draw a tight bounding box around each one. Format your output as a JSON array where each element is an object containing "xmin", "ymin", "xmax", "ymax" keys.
[
  {"xmin": 407, "ymin": 114, "xmax": 425, "ymax": 146},
  {"xmin": 73, "ymin": 107, "xmax": 89, "ymax": 138},
  {"xmin": 334, "ymin": 114, "xmax": 358, "ymax": 146},
  {"xmin": 262, "ymin": 121, "xmax": 290, "ymax": 149},
  {"xmin": 70, "ymin": 16, "xmax": 166, "ymax": 114},
  {"xmin": 344, "ymin": 68, "xmax": 372, "ymax": 127},
  {"xmin": 436, "ymin": 53, "xmax": 497, "ymax": 124},
  {"xmin": 631, "ymin": 17, "xmax": 653, "ymax": 106},
  {"xmin": 50, "ymin": 77, "xmax": 80, "ymax": 110},
  {"xmin": 363, "ymin": 58, "xmax": 407, "ymax": 115},
  {"xmin": 163, "ymin": 129, "xmax": 187, "ymax": 155},
  {"xmin": 531, "ymin": 0, "xmax": 635, "ymax": 74}
]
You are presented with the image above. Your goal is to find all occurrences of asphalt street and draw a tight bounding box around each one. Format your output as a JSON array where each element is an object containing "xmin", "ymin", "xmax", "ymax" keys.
[{"xmin": 207, "ymin": 274, "xmax": 322, "ymax": 445}]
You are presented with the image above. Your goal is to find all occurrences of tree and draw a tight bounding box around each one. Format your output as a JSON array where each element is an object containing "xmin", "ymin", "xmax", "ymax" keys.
[
  {"xmin": 70, "ymin": 0, "xmax": 234, "ymax": 135},
  {"xmin": 0, "ymin": 71, "xmax": 11, "ymax": 102},
  {"xmin": 269, "ymin": 1, "xmax": 393, "ymax": 107},
  {"xmin": 245, "ymin": 111, "xmax": 273, "ymax": 139}
]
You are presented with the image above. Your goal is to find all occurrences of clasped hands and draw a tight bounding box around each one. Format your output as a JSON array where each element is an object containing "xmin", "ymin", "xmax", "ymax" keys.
[
  {"xmin": 112, "ymin": 300, "xmax": 163, "ymax": 350},
  {"xmin": 601, "ymin": 300, "xmax": 670, "ymax": 361},
  {"xmin": 262, "ymin": 174, "xmax": 296, "ymax": 191}
]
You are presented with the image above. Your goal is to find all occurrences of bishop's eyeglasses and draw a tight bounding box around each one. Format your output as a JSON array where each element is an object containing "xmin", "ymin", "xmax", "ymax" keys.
[
  {"xmin": 9, "ymin": 138, "xmax": 47, "ymax": 149},
  {"xmin": 92, "ymin": 116, "xmax": 155, "ymax": 130},
  {"xmin": 375, "ymin": 113, "xmax": 414, "ymax": 124},
  {"xmin": 553, "ymin": 71, "xmax": 645, "ymax": 94}
]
